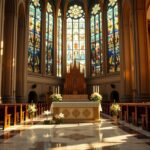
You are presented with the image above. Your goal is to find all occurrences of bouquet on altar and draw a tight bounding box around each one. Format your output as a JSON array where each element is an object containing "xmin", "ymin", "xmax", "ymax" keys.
[
  {"xmin": 90, "ymin": 92, "xmax": 102, "ymax": 102},
  {"xmin": 50, "ymin": 93, "xmax": 62, "ymax": 102}
]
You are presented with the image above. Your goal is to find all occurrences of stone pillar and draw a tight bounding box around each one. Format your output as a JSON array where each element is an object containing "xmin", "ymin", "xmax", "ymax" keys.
[
  {"xmin": 41, "ymin": 0, "xmax": 46, "ymax": 76},
  {"xmin": 2, "ymin": 0, "xmax": 17, "ymax": 103},
  {"xmin": 23, "ymin": 0, "xmax": 30, "ymax": 102},
  {"xmin": 120, "ymin": 0, "xmax": 135, "ymax": 102},
  {"xmin": 84, "ymin": 0, "xmax": 90, "ymax": 77},
  {"xmin": 0, "ymin": 0, "xmax": 5, "ymax": 103},
  {"xmin": 134, "ymin": 0, "xmax": 150, "ymax": 100},
  {"xmin": 16, "ymin": 2, "xmax": 27, "ymax": 103}
]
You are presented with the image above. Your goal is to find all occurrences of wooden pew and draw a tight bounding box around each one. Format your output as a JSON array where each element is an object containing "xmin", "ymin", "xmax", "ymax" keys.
[
  {"xmin": 0, "ymin": 105, "xmax": 11, "ymax": 129},
  {"xmin": 120, "ymin": 103, "xmax": 150, "ymax": 130},
  {"xmin": 102, "ymin": 102, "xmax": 150, "ymax": 131},
  {"xmin": 7, "ymin": 104, "xmax": 17, "ymax": 125}
]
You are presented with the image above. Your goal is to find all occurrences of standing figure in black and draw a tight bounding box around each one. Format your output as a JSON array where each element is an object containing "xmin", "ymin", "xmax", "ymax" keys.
[{"xmin": 110, "ymin": 84, "xmax": 119, "ymax": 103}]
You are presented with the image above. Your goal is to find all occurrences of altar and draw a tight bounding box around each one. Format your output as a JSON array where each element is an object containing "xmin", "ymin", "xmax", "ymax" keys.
[{"xmin": 51, "ymin": 102, "xmax": 100, "ymax": 123}]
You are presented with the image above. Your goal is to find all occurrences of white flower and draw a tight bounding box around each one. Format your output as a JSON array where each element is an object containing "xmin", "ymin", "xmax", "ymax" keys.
[
  {"xmin": 55, "ymin": 113, "xmax": 64, "ymax": 120},
  {"xmin": 59, "ymin": 113, "xmax": 64, "ymax": 119},
  {"xmin": 44, "ymin": 110, "xmax": 51, "ymax": 116}
]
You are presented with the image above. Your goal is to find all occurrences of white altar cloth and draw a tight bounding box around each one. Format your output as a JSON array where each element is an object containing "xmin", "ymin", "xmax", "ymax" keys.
[
  {"xmin": 50, "ymin": 102, "xmax": 102, "ymax": 122},
  {"xmin": 50, "ymin": 102, "xmax": 102, "ymax": 112}
]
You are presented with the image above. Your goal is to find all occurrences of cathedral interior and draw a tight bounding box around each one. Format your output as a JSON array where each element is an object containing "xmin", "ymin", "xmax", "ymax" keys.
[{"xmin": 0, "ymin": 0, "xmax": 150, "ymax": 150}]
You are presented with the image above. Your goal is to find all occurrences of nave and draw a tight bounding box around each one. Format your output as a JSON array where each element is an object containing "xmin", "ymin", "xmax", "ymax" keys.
[{"xmin": 0, "ymin": 116, "xmax": 150, "ymax": 150}]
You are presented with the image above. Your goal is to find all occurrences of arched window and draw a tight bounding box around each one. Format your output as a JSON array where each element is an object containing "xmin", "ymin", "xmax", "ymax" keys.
[
  {"xmin": 28, "ymin": 0, "xmax": 41, "ymax": 73},
  {"xmin": 57, "ymin": 9, "xmax": 62, "ymax": 77},
  {"xmin": 45, "ymin": 2, "xmax": 53, "ymax": 75},
  {"xmin": 66, "ymin": 5, "xmax": 85, "ymax": 74},
  {"xmin": 107, "ymin": 0, "xmax": 120, "ymax": 73},
  {"xmin": 90, "ymin": 4, "xmax": 103, "ymax": 77}
]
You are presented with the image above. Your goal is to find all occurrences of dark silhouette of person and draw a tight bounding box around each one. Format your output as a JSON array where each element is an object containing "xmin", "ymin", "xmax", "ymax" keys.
[{"xmin": 110, "ymin": 84, "xmax": 119, "ymax": 103}]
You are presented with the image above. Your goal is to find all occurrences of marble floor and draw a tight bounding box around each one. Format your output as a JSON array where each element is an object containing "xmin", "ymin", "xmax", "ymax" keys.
[{"xmin": 0, "ymin": 116, "xmax": 150, "ymax": 150}]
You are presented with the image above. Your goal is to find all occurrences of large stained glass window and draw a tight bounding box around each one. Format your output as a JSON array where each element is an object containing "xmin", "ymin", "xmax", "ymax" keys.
[
  {"xmin": 107, "ymin": 0, "xmax": 120, "ymax": 73},
  {"xmin": 67, "ymin": 5, "xmax": 85, "ymax": 74},
  {"xmin": 57, "ymin": 9, "xmax": 62, "ymax": 77},
  {"xmin": 45, "ymin": 2, "xmax": 53, "ymax": 75},
  {"xmin": 90, "ymin": 4, "xmax": 103, "ymax": 77},
  {"xmin": 28, "ymin": 0, "xmax": 41, "ymax": 73}
]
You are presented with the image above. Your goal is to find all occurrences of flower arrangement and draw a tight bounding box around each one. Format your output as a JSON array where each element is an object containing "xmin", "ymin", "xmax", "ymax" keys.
[
  {"xmin": 110, "ymin": 103, "xmax": 121, "ymax": 116},
  {"xmin": 50, "ymin": 94, "xmax": 62, "ymax": 102},
  {"xmin": 28, "ymin": 104, "xmax": 37, "ymax": 119},
  {"xmin": 90, "ymin": 92, "xmax": 102, "ymax": 102},
  {"xmin": 43, "ymin": 110, "xmax": 52, "ymax": 124},
  {"xmin": 54, "ymin": 113, "xmax": 64, "ymax": 124}
]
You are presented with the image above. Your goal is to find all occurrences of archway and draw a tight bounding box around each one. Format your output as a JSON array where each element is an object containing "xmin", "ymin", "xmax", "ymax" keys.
[
  {"xmin": 16, "ymin": 3, "xmax": 26, "ymax": 102},
  {"xmin": 122, "ymin": 1, "xmax": 135, "ymax": 100},
  {"xmin": 28, "ymin": 91, "xmax": 38, "ymax": 103}
]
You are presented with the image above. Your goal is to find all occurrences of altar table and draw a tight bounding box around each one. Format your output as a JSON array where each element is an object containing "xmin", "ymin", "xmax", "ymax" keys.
[{"xmin": 51, "ymin": 102, "xmax": 101, "ymax": 123}]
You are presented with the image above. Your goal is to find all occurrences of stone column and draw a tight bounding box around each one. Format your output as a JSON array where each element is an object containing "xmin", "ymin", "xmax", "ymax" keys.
[
  {"xmin": 41, "ymin": 0, "xmax": 46, "ymax": 76},
  {"xmin": 2, "ymin": 0, "xmax": 17, "ymax": 103},
  {"xmin": 23, "ymin": 0, "xmax": 30, "ymax": 102},
  {"xmin": 134, "ymin": 0, "xmax": 150, "ymax": 100},
  {"xmin": 84, "ymin": 0, "xmax": 90, "ymax": 77},
  {"xmin": 120, "ymin": 0, "xmax": 135, "ymax": 102},
  {"xmin": 0, "ymin": 0, "xmax": 5, "ymax": 103},
  {"xmin": 16, "ymin": 2, "xmax": 27, "ymax": 103}
]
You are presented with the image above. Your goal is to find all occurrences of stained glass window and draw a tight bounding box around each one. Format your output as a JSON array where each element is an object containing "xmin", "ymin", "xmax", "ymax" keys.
[
  {"xmin": 90, "ymin": 4, "xmax": 103, "ymax": 77},
  {"xmin": 67, "ymin": 5, "xmax": 85, "ymax": 74},
  {"xmin": 45, "ymin": 2, "xmax": 53, "ymax": 75},
  {"xmin": 57, "ymin": 9, "xmax": 62, "ymax": 77},
  {"xmin": 28, "ymin": 0, "xmax": 41, "ymax": 73},
  {"xmin": 107, "ymin": 0, "xmax": 120, "ymax": 73}
]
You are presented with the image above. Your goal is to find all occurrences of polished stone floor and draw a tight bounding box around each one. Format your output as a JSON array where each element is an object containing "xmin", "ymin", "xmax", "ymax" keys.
[{"xmin": 0, "ymin": 116, "xmax": 150, "ymax": 150}]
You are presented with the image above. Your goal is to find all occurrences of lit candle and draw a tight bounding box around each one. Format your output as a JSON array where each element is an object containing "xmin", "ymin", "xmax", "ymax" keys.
[{"xmin": 0, "ymin": 41, "xmax": 3, "ymax": 56}]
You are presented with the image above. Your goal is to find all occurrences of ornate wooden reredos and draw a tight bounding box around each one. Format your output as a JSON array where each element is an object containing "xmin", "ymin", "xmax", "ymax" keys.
[{"xmin": 64, "ymin": 61, "xmax": 87, "ymax": 94}]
